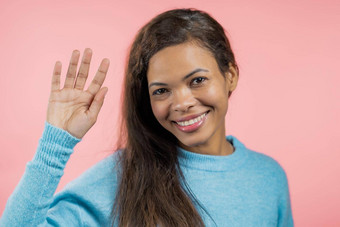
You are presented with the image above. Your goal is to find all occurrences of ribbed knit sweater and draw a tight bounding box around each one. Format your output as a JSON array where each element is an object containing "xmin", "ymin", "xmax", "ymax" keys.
[{"xmin": 0, "ymin": 122, "xmax": 294, "ymax": 226}]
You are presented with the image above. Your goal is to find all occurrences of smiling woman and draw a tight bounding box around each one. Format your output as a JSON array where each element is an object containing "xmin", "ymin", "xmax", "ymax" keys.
[
  {"xmin": 148, "ymin": 42, "xmax": 238, "ymax": 155},
  {"xmin": 0, "ymin": 8, "xmax": 294, "ymax": 227}
]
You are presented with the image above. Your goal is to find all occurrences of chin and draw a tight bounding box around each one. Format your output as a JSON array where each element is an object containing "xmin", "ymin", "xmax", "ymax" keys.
[{"xmin": 176, "ymin": 133, "xmax": 209, "ymax": 149}]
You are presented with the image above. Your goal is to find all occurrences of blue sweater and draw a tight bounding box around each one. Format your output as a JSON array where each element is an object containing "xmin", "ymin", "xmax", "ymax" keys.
[{"xmin": 0, "ymin": 122, "xmax": 294, "ymax": 226}]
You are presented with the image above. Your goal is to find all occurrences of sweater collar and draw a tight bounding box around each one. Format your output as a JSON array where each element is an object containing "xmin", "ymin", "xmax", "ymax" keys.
[{"xmin": 177, "ymin": 135, "xmax": 249, "ymax": 172}]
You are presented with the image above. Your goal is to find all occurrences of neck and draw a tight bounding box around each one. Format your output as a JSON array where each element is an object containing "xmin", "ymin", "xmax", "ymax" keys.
[{"xmin": 179, "ymin": 135, "xmax": 234, "ymax": 156}]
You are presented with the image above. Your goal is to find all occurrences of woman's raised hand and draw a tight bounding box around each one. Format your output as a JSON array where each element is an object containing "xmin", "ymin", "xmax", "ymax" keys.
[{"xmin": 46, "ymin": 48, "xmax": 109, "ymax": 139}]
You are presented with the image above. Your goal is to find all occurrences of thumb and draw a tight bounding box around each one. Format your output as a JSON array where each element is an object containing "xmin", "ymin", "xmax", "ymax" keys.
[{"xmin": 88, "ymin": 87, "xmax": 108, "ymax": 120}]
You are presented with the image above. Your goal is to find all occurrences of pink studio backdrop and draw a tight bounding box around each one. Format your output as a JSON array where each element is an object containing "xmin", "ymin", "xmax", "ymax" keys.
[{"xmin": 1, "ymin": 0, "xmax": 339, "ymax": 226}]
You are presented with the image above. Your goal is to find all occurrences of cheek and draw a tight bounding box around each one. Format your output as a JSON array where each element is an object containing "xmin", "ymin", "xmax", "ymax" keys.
[
  {"xmin": 150, "ymin": 101, "xmax": 169, "ymax": 123},
  {"xmin": 198, "ymin": 82, "xmax": 229, "ymax": 113},
  {"xmin": 201, "ymin": 83, "xmax": 228, "ymax": 103}
]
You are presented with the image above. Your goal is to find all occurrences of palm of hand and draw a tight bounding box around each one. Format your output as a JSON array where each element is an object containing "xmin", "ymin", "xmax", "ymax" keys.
[{"xmin": 46, "ymin": 49, "xmax": 109, "ymax": 139}]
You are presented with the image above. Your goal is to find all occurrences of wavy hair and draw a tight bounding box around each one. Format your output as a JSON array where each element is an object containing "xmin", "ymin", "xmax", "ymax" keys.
[{"xmin": 112, "ymin": 8, "xmax": 238, "ymax": 227}]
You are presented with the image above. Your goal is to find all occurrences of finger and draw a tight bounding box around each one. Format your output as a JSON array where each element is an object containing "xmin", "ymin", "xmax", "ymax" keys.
[
  {"xmin": 51, "ymin": 61, "xmax": 62, "ymax": 92},
  {"xmin": 86, "ymin": 58, "xmax": 110, "ymax": 96},
  {"xmin": 88, "ymin": 87, "xmax": 108, "ymax": 121},
  {"xmin": 64, "ymin": 50, "xmax": 80, "ymax": 89},
  {"xmin": 74, "ymin": 48, "xmax": 92, "ymax": 90}
]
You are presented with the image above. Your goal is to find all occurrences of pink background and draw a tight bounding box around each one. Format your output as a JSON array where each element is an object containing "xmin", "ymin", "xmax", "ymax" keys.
[{"xmin": 1, "ymin": 0, "xmax": 339, "ymax": 226}]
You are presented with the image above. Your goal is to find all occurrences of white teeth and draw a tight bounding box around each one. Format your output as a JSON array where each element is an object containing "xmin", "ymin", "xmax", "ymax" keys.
[{"xmin": 176, "ymin": 112, "xmax": 207, "ymax": 126}]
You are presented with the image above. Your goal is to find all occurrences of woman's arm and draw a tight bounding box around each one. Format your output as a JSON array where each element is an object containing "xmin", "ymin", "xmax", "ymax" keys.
[
  {"xmin": 277, "ymin": 169, "xmax": 294, "ymax": 227},
  {"xmin": 0, "ymin": 49, "xmax": 110, "ymax": 226},
  {"xmin": 0, "ymin": 122, "xmax": 81, "ymax": 226}
]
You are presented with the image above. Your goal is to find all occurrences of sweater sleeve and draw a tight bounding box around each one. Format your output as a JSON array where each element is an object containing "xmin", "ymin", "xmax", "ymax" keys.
[
  {"xmin": 0, "ymin": 121, "xmax": 82, "ymax": 227},
  {"xmin": 277, "ymin": 168, "xmax": 294, "ymax": 227}
]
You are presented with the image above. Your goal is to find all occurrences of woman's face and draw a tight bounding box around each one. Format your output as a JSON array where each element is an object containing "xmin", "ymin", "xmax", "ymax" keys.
[{"xmin": 147, "ymin": 42, "xmax": 238, "ymax": 151}]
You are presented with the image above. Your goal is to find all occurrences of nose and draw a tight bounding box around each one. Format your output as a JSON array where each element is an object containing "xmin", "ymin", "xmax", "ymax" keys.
[{"xmin": 171, "ymin": 88, "xmax": 196, "ymax": 112}]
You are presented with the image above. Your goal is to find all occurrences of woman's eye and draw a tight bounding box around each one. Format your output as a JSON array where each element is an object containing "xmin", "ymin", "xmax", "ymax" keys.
[
  {"xmin": 191, "ymin": 77, "xmax": 206, "ymax": 85},
  {"xmin": 152, "ymin": 88, "xmax": 167, "ymax": 95}
]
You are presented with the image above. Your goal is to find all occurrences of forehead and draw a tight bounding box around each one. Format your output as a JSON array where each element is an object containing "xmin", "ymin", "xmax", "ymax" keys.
[{"xmin": 147, "ymin": 42, "xmax": 217, "ymax": 80}]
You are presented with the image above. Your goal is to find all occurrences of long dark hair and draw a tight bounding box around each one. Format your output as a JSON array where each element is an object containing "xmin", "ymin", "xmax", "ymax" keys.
[{"xmin": 112, "ymin": 8, "xmax": 238, "ymax": 226}]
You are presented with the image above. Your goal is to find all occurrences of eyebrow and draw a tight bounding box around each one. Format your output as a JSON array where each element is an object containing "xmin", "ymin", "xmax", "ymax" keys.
[{"xmin": 148, "ymin": 68, "xmax": 209, "ymax": 89}]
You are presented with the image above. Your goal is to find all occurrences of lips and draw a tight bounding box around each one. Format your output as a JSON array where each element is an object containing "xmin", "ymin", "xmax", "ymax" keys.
[
  {"xmin": 173, "ymin": 111, "xmax": 209, "ymax": 132},
  {"xmin": 174, "ymin": 111, "xmax": 209, "ymax": 123}
]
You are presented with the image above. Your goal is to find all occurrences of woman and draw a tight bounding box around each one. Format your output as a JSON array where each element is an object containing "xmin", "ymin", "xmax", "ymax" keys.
[{"xmin": 0, "ymin": 8, "xmax": 293, "ymax": 227}]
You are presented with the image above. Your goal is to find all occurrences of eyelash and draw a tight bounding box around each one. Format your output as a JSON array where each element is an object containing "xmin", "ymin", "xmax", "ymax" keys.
[
  {"xmin": 151, "ymin": 77, "xmax": 207, "ymax": 96},
  {"xmin": 152, "ymin": 88, "xmax": 168, "ymax": 96},
  {"xmin": 191, "ymin": 77, "xmax": 206, "ymax": 86}
]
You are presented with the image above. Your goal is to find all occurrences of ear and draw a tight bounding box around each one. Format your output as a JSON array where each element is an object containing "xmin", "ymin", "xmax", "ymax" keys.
[{"xmin": 225, "ymin": 62, "xmax": 239, "ymax": 93}]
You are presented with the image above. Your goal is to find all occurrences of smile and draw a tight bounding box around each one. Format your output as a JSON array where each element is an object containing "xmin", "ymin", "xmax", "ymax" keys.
[
  {"xmin": 176, "ymin": 112, "xmax": 208, "ymax": 126},
  {"xmin": 174, "ymin": 111, "xmax": 209, "ymax": 133}
]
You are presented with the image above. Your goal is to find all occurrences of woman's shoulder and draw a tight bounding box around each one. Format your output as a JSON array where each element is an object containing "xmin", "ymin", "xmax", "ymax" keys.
[
  {"xmin": 241, "ymin": 145, "xmax": 289, "ymax": 188},
  {"xmin": 62, "ymin": 149, "xmax": 123, "ymax": 191},
  {"xmin": 53, "ymin": 150, "xmax": 122, "ymax": 203},
  {"xmin": 48, "ymin": 150, "xmax": 123, "ymax": 225},
  {"xmin": 229, "ymin": 135, "xmax": 288, "ymax": 181},
  {"xmin": 247, "ymin": 148, "xmax": 286, "ymax": 175}
]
